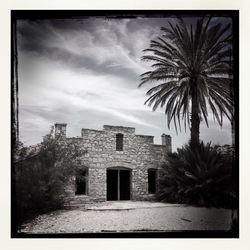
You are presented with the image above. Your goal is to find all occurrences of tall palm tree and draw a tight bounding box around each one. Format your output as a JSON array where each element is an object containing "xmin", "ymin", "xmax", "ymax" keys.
[{"xmin": 139, "ymin": 17, "xmax": 233, "ymax": 148}]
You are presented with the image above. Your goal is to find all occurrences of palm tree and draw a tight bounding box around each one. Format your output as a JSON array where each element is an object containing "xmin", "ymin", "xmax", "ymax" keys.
[{"xmin": 139, "ymin": 17, "xmax": 233, "ymax": 148}]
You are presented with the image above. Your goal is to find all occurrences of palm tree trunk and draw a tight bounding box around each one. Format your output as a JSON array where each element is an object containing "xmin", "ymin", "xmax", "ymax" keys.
[{"xmin": 190, "ymin": 81, "xmax": 200, "ymax": 148}]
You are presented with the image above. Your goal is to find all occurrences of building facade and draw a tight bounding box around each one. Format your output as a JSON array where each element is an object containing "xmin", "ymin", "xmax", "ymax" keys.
[{"xmin": 55, "ymin": 123, "xmax": 172, "ymax": 202}]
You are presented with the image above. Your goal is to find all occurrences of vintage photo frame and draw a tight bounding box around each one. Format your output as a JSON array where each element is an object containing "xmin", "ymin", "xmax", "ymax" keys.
[{"xmin": 10, "ymin": 10, "xmax": 239, "ymax": 239}]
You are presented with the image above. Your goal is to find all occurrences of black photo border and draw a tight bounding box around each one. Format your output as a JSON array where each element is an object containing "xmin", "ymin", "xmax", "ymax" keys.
[{"xmin": 11, "ymin": 9, "xmax": 239, "ymax": 238}]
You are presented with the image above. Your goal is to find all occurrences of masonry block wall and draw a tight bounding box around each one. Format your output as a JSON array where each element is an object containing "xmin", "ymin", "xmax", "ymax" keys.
[{"xmin": 55, "ymin": 123, "xmax": 172, "ymax": 202}]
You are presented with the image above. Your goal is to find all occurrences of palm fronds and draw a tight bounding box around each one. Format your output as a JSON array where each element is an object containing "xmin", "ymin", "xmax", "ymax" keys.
[{"xmin": 139, "ymin": 17, "xmax": 233, "ymax": 139}]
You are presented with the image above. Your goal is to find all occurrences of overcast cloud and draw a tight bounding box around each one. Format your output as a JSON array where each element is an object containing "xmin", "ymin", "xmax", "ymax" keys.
[{"xmin": 17, "ymin": 17, "xmax": 233, "ymax": 151}]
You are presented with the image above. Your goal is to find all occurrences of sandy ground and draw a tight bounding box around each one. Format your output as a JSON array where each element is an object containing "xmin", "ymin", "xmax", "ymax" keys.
[{"xmin": 21, "ymin": 201, "xmax": 233, "ymax": 233}]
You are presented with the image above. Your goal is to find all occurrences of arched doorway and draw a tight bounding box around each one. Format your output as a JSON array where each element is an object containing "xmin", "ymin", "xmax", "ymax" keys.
[{"xmin": 107, "ymin": 167, "xmax": 131, "ymax": 201}]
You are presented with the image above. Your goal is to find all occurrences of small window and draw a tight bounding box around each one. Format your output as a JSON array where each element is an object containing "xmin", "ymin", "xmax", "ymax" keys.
[
  {"xmin": 75, "ymin": 168, "xmax": 88, "ymax": 195},
  {"xmin": 116, "ymin": 133, "xmax": 123, "ymax": 151},
  {"xmin": 148, "ymin": 169, "xmax": 157, "ymax": 194}
]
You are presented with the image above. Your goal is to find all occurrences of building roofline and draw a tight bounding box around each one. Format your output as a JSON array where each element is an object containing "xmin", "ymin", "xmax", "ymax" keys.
[
  {"xmin": 103, "ymin": 125, "xmax": 135, "ymax": 130},
  {"xmin": 135, "ymin": 134, "xmax": 154, "ymax": 138}
]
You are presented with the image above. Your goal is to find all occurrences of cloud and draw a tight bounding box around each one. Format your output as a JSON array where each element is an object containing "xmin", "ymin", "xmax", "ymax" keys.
[
  {"xmin": 17, "ymin": 17, "xmax": 233, "ymax": 150},
  {"xmin": 17, "ymin": 18, "xmax": 153, "ymax": 82},
  {"xmin": 18, "ymin": 52, "xmax": 157, "ymax": 141}
]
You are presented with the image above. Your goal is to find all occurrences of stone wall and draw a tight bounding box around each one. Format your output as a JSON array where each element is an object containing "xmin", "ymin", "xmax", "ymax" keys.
[{"xmin": 56, "ymin": 123, "xmax": 171, "ymax": 201}]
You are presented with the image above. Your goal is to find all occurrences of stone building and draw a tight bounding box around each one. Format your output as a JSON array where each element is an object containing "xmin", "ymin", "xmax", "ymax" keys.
[{"xmin": 55, "ymin": 123, "xmax": 172, "ymax": 202}]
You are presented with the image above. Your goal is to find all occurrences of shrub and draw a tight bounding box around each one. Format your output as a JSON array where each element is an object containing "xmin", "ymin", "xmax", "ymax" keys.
[
  {"xmin": 156, "ymin": 141, "xmax": 236, "ymax": 208},
  {"xmin": 14, "ymin": 127, "xmax": 86, "ymax": 225}
]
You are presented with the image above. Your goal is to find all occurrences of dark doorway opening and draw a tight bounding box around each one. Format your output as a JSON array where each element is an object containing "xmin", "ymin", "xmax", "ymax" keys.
[
  {"xmin": 75, "ymin": 169, "xmax": 88, "ymax": 195},
  {"xmin": 148, "ymin": 169, "xmax": 157, "ymax": 194},
  {"xmin": 107, "ymin": 168, "xmax": 131, "ymax": 201},
  {"xmin": 106, "ymin": 170, "xmax": 118, "ymax": 200}
]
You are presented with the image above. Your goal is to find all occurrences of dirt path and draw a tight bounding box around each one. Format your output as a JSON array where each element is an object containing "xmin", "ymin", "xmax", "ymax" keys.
[{"xmin": 21, "ymin": 202, "xmax": 233, "ymax": 233}]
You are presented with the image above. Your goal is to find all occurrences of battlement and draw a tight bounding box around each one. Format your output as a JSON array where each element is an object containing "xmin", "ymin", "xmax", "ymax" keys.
[
  {"xmin": 103, "ymin": 125, "xmax": 135, "ymax": 133},
  {"xmin": 54, "ymin": 123, "xmax": 171, "ymax": 151}
]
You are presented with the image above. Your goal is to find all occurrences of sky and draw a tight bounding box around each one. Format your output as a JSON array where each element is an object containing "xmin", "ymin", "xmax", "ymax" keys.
[{"xmin": 17, "ymin": 16, "xmax": 233, "ymax": 151}]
